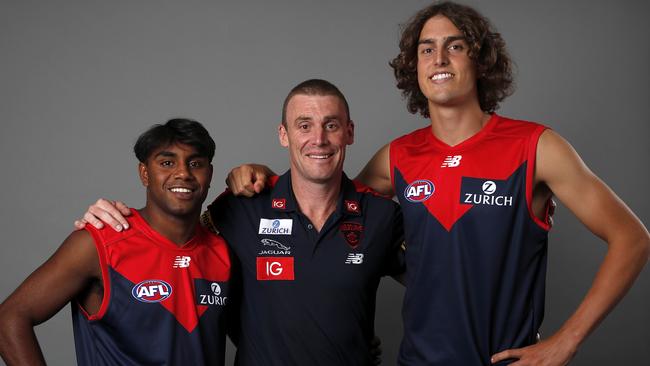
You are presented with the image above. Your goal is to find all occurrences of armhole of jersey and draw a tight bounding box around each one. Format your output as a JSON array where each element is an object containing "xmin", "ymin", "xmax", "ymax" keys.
[
  {"xmin": 78, "ymin": 227, "xmax": 111, "ymax": 321},
  {"xmin": 388, "ymin": 142, "xmax": 396, "ymax": 193},
  {"xmin": 526, "ymin": 125, "xmax": 552, "ymax": 231}
]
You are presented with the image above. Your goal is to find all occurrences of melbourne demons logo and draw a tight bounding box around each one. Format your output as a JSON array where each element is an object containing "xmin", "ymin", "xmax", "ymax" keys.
[
  {"xmin": 404, "ymin": 180, "xmax": 435, "ymax": 202},
  {"xmin": 131, "ymin": 279, "xmax": 172, "ymax": 303},
  {"xmin": 340, "ymin": 222, "xmax": 363, "ymax": 248}
]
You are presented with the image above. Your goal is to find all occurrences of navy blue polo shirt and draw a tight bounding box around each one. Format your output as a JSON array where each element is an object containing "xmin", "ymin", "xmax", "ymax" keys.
[{"xmin": 206, "ymin": 170, "xmax": 404, "ymax": 366}]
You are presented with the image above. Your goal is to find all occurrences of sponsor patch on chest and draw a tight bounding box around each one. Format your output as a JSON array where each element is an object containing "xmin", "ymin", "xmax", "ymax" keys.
[
  {"xmin": 256, "ymin": 257, "xmax": 295, "ymax": 280},
  {"xmin": 404, "ymin": 179, "xmax": 435, "ymax": 202},
  {"xmin": 194, "ymin": 279, "xmax": 229, "ymax": 306},
  {"xmin": 131, "ymin": 280, "xmax": 173, "ymax": 303},
  {"xmin": 258, "ymin": 218, "xmax": 293, "ymax": 235},
  {"xmin": 339, "ymin": 222, "xmax": 363, "ymax": 248},
  {"xmin": 460, "ymin": 177, "xmax": 515, "ymax": 207}
]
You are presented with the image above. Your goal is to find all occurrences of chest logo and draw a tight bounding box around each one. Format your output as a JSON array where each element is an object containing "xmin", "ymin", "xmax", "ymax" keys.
[
  {"xmin": 339, "ymin": 222, "xmax": 363, "ymax": 248},
  {"xmin": 256, "ymin": 257, "xmax": 295, "ymax": 280},
  {"xmin": 461, "ymin": 178, "xmax": 514, "ymax": 207},
  {"xmin": 259, "ymin": 238, "xmax": 291, "ymax": 255},
  {"xmin": 345, "ymin": 253, "xmax": 364, "ymax": 264},
  {"xmin": 173, "ymin": 255, "xmax": 191, "ymax": 268},
  {"xmin": 195, "ymin": 279, "xmax": 228, "ymax": 306},
  {"xmin": 272, "ymin": 198, "xmax": 286, "ymax": 209},
  {"xmin": 258, "ymin": 218, "xmax": 293, "ymax": 235},
  {"xmin": 441, "ymin": 155, "xmax": 462, "ymax": 168},
  {"xmin": 344, "ymin": 200, "xmax": 361, "ymax": 214},
  {"xmin": 404, "ymin": 179, "xmax": 435, "ymax": 202},
  {"xmin": 132, "ymin": 280, "xmax": 172, "ymax": 303}
]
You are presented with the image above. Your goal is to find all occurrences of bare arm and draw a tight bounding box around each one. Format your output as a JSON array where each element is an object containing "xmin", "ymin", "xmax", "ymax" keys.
[
  {"xmin": 355, "ymin": 144, "xmax": 394, "ymax": 196},
  {"xmin": 492, "ymin": 129, "xmax": 650, "ymax": 365},
  {"xmin": 0, "ymin": 231, "xmax": 101, "ymax": 366}
]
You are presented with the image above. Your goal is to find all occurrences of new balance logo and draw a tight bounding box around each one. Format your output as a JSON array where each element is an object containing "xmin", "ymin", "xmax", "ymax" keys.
[
  {"xmin": 173, "ymin": 256, "xmax": 191, "ymax": 268},
  {"xmin": 441, "ymin": 155, "xmax": 462, "ymax": 168},
  {"xmin": 345, "ymin": 253, "xmax": 364, "ymax": 264}
]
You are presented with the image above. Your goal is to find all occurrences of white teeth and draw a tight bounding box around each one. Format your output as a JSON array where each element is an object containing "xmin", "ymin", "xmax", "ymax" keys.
[
  {"xmin": 170, "ymin": 188, "xmax": 192, "ymax": 193},
  {"xmin": 431, "ymin": 73, "xmax": 453, "ymax": 81},
  {"xmin": 308, "ymin": 154, "xmax": 332, "ymax": 159}
]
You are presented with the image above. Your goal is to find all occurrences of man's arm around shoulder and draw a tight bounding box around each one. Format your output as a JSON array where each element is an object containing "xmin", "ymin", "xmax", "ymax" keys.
[
  {"xmin": 356, "ymin": 143, "xmax": 394, "ymax": 196},
  {"xmin": 0, "ymin": 230, "xmax": 101, "ymax": 366}
]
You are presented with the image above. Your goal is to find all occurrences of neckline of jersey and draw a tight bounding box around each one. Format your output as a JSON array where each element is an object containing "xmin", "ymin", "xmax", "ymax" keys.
[
  {"xmin": 129, "ymin": 208, "xmax": 203, "ymax": 251},
  {"xmin": 425, "ymin": 113, "xmax": 500, "ymax": 152}
]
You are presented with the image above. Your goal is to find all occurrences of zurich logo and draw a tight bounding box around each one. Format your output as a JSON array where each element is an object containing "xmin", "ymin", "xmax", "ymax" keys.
[
  {"xmin": 211, "ymin": 282, "xmax": 221, "ymax": 296},
  {"xmin": 482, "ymin": 180, "xmax": 497, "ymax": 195},
  {"xmin": 272, "ymin": 219, "xmax": 281, "ymax": 228},
  {"xmin": 132, "ymin": 279, "xmax": 172, "ymax": 303},
  {"xmin": 404, "ymin": 180, "xmax": 435, "ymax": 202}
]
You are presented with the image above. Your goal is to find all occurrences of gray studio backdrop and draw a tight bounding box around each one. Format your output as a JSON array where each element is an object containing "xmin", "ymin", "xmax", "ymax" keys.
[{"xmin": 1, "ymin": 0, "xmax": 648, "ymax": 365}]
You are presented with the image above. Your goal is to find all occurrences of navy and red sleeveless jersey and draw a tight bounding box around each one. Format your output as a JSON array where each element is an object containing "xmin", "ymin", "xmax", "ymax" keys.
[
  {"xmin": 72, "ymin": 209, "xmax": 232, "ymax": 366},
  {"xmin": 391, "ymin": 114, "xmax": 551, "ymax": 365}
]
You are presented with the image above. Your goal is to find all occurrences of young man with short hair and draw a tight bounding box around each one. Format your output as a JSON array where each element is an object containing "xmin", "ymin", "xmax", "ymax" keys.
[{"xmin": 0, "ymin": 119, "xmax": 233, "ymax": 366}]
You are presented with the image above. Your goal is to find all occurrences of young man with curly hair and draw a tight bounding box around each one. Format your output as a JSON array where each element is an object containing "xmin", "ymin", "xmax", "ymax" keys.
[{"xmin": 353, "ymin": 2, "xmax": 649, "ymax": 365}]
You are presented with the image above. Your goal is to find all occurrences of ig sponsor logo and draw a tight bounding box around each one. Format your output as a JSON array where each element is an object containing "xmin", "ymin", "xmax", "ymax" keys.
[
  {"xmin": 256, "ymin": 257, "xmax": 294, "ymax": 280},
  {"xmin": 132, "ymin": 280, "xmax": 172, "ymax": 303},
  {"xmin": 344, "ymin": 200, "xmax": 360, "ymax": 214},
  {"xmin": 404, "ymin": 180, "xmax": 435, "ymax": 202},
  {"xmin": 272, "ymin": 198, "xmax": 286, "ymax": 209}
]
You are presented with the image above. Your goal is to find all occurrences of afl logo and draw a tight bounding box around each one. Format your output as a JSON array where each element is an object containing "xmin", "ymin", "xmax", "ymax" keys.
[
  {"xmin": 131, "ymin": 279, "xmax": 172, "ymax": 303},
  {"xmin": 404, "ymin": 180, "xmax": 435, "ymax": 202}
]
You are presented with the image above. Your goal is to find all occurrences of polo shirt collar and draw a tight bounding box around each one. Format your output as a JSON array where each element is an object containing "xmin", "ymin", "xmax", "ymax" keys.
[{"xmin": 270, "ymin": 170, "xmax": 363, "ymax": 217}]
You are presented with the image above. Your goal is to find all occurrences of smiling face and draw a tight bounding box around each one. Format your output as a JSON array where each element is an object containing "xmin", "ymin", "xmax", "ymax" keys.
[
  {"xmin": 139, "ymin": 142, "xmax": 213, "ymax": 219},
  {"xmin": 416, "ymin": 15, "xmax": 479, "ymax": 111},
  {"xmin": 279, "ymin": 94, "xmax": 354, "ymax": 186}
]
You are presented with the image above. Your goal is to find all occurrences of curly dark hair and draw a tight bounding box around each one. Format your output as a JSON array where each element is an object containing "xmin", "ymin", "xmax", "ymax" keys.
[{"xmin": 390, "ymin": 1, "xmax": 514, "ymax": 117}]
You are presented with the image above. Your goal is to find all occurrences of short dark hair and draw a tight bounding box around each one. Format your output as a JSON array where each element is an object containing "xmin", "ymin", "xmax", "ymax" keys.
[
  {"xmin": 390, "ymin": 1, "xmax": 514, "ymax": 117},
  {"xmin": 133, "ymin": 118, "xmax": 215, "ymax": 163},
  {"xmin": 281, "ymin": 79, "xmax": 351, "ymax": 125}
]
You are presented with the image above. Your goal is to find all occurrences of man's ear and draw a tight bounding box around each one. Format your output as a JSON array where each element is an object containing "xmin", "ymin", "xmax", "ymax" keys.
[
  {"xmin": 138, "ymin": 162, "xmax": 149, "ymax": 187},
  {"xmin": 207, "ymin": 163, "xmax": 214, "ymax": 188},
  {"xmin": 346, "ymin": 119, "xmax": 355, "ymax": 145},
  {"xmin": 278, "ymin": 123, "xmax": 289, "ymax": 148}
]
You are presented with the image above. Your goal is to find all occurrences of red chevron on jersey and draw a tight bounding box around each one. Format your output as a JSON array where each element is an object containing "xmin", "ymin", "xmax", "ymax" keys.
[
  {"xmin": 84, "ymin": 209, "xmax": 231, "ymax": 332},
  {"xmin": 390, "ymin": 114, "xmax": 545, "ymax": 231}
]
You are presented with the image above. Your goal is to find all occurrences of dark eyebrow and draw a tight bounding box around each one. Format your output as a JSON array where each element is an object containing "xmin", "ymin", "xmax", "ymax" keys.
[
  {"xmin": 418, "ymin": 35, "xmax": 466, "ymax": 45},
  {"xmin": 294, "ymin": 116, "xmax": 312, "ymax": 122},
  {"xmin": 154, "ymin": 151, "xmax": 177, "ymax": 158},
  {"xmin": 324, "ymin": 115, "xmax": 341, "ymax": 121},
  {"xmin": 154, "ymin": 151, "xmax": 207, "ymax": 161}
]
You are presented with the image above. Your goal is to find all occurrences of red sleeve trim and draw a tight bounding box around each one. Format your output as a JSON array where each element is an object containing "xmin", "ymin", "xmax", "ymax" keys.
[
  {"xmin": 388, "ymin": 142, "xmax": 396, "ymax": 193},
  {"xmin": 352, "ymin": 179, "xmax": 392, "ymax": 199},
  {"xmin": 268, "ymin": 175, "xmax": 280, "ymax": 187},
  {"xmin": 78, "ymin": 226, "xmax": 111, "ymax": 321},
  {"xmin": 526, "ymin": 125, "xmax": 552, "ymax": 231}
]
